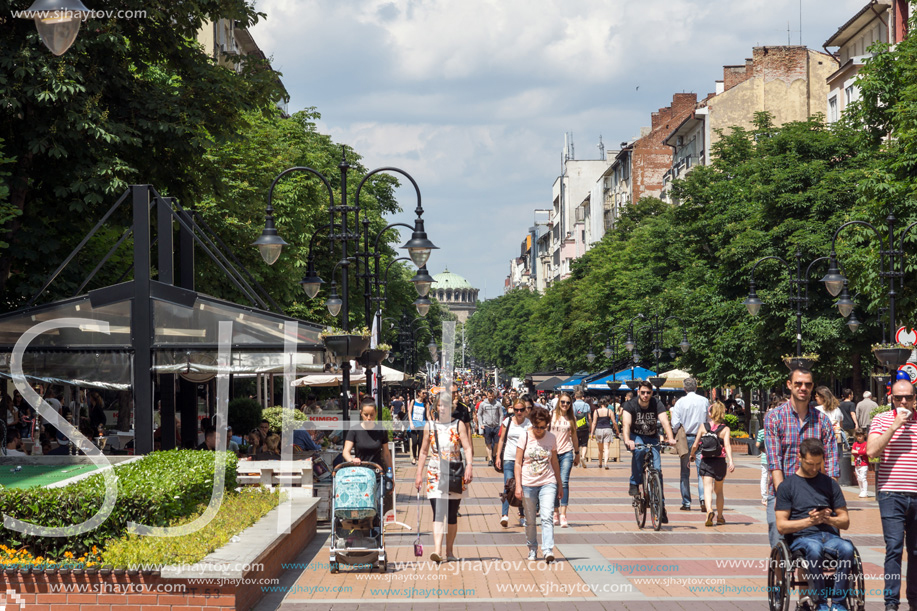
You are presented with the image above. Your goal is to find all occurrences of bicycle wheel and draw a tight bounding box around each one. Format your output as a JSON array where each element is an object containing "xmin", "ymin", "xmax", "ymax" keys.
[
  {"xmin": 648, "ymin": 471, "xmax": 663, "ymax": 531},
  {"xmin": 633, "ymin": 479, "xmax": 647, "ymax": 529}
]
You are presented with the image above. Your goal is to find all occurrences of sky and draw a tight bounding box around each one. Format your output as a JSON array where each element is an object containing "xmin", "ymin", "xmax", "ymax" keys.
[{"xmin": 250, "ymin": 0, "xmax": 866, "ymax": 300}]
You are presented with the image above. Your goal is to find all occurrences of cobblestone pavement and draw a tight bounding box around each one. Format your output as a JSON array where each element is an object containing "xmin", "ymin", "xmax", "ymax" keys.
[{"xmin": 255, "ymin": 446, "xmax": 899, "ymax": 610}]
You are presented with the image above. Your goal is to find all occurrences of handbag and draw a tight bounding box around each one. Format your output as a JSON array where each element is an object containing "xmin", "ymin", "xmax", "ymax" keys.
[
  {"xmin": 413, "ymin": 492, "xmax": 423, "ymax": 557},
  {"xmin": 433, "ymin": 421, "xmax": 465, "ymax": 494},
  {"xmin": 501, "ymin": 476, "xmax": 523, "ymax": 508}
]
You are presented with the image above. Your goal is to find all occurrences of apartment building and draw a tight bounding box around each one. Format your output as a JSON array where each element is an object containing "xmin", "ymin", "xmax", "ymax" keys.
[{"xmin": 824, "ymin": 0, "xmax": 908, "ymax": 122}]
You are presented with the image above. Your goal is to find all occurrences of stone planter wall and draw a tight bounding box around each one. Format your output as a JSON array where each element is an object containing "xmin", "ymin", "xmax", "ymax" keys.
[{"xmin": 0, "ymin": 497, "xmax": 318, "ymax": 611}]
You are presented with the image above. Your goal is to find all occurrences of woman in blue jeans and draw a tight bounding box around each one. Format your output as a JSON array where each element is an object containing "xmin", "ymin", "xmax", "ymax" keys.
[
  {"xmin": 514, "ymin": 406, "xmax": 562, "ymax": 562},
  {"xmin": 549, "ymin": 392, "xmax": 580, "ymax": 527},
  {"xmin": 495, "ymin": 398, "xmax": 532, "ymax": 527}
]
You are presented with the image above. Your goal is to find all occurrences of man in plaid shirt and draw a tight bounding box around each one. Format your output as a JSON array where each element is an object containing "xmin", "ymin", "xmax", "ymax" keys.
[{"xmin": 764, "ymin": 368, "xmax": 839, "ymax": 548}]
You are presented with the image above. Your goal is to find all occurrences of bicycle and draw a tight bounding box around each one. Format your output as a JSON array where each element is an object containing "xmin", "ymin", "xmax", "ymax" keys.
[{"xmin": 629, "ymin": 443, "xmax": 664, "ymax": 531}]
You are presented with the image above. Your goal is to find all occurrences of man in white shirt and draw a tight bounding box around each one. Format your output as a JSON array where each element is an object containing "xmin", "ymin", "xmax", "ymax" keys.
[
  {"xmin": 671, "ymin": 378, "xmax": 709, "ymax": 512},
  {"xmin": 5, "ymin": 428, "xmax": 27, "ymax": 457}
]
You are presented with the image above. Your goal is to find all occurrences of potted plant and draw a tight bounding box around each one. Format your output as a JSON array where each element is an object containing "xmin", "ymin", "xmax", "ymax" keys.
[
  {"xmin": 782, "ymin": 353, "xmax": 819, "ymax": 371},
  {"xmin": 647, "ymin": 376, "xmax": 666, "ymax": 389},
  {"xmin": 358, "ymin": 343, "xmax": 391, "ymax": 369},
  {"xmin": 872, "ymin": 343, "xmax": 914, "ymax": 370},
  {"xmin": 321, "ymin": 327, "xmax": 372, "ymax": 360}
]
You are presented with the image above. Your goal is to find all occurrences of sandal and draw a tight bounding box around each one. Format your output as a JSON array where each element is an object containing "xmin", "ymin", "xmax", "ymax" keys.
[
  {"xmin": 430, "ymin": 552, "xmax": 443, "ymax": 564},
  {"xmin": 716, "ymin": 516, "xmax": 726, "ymax": 525},
  {"xmin": 705, "ymin": 512, "xmax": 714, "ymax": 527}
]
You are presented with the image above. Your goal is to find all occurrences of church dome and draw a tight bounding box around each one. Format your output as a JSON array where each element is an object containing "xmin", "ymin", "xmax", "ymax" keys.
[{"xmin": 432, "ymin": 268, "xmax": 473, "ymax": 290}]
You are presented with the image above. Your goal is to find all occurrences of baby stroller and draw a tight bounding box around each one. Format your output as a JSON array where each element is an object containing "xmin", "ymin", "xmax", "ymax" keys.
[{"xmin": 329, "ymin": 461, "xmax": 388, "ymax": 573}]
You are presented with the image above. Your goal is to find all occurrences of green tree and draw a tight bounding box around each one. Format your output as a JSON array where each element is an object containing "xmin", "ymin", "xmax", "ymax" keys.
[
  {"xmin": 465, "ymin": 289, "xmax": 541, "ymax": 377},
  {"xmin": 0, "ymin": 0, "xmax": 285, "ymax": 310}
]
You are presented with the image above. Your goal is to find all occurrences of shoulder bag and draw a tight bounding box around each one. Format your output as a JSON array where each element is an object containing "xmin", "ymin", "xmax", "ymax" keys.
[{"xmin": 433, "ymin": 421, "xmax": 466, "ymax": 494}]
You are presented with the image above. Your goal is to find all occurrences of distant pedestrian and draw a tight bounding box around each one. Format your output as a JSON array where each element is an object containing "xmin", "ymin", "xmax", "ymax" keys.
[
  {"xmin": 477, "ymin": 390, "xmax": 503, "ymax": 467},
  {"xmin": 514, "ymin": 405, "xmax": 562, "ymax": 563},
  {"xmin": 549, "ymin": 392, "xmax": 579, "ymax": 528},
  {"xmin": 851, "ymin": 428, "xmax": 869, "ymax": 498},
  {"xmin": 815, "ymin": 386, "xmax": 846, "ymax": 447},
  {"xmin": 838, "ymin": 388, "xmax": 858, "ymax": 438},
  {"xmin": 671, "ymin": 377, "xmax": 709, "ymax": 512},
  {"xmin": 856, "ymin": 391, "xmax": 878, "ymax": 433},
  {"xmin": 573, "ymin": 391, "xmax": 591, "ymax": 466},
  {"xmin": 410, "ymin": 390, "xmax": 429, "ymax": 465},
  {"xmin": 589, "ymin": 397, "xmax": 619, "ymax": 469},
  {"xmin": 690, "ymin": 400, "xmax": 735, "ymax": 526}
]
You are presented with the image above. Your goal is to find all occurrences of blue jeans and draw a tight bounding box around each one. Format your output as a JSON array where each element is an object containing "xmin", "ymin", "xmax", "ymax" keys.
[
  {"xmin": 789, "ymin": 531, "xmax": 855, "ymax": 608},
  {"xmin": 502, "ymin": 460, "xmax": 523, "ymax": 517},
  {"xmin": 877, "ymin": 491, "xmax": 917, "ymax": 609},
  {"xmin": 523, "ymin": 483, "xmax": 557, "ymax": 554},
  {"xmin": 630, "ymin": 436, "xmax": 664, "ymax": 500},
  {"xmin": 767, "ymin": 494, "xmax": 782, "ymax": 549},
  {"xmin": 680, "ymin": 435, "xmax": 704, "ymax": 506},
  {"xmin": 553, "ymin": 450, "xmax": 574, "ymax": 509}
]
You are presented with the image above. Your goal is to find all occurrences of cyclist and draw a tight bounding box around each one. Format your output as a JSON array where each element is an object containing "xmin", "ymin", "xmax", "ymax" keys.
[{"xmin": 623, "ymin": 380, "xmax": 676, "ymax": 524}]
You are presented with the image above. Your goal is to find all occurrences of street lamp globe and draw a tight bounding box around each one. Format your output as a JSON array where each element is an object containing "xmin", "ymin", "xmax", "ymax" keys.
[
  {"xmin": 414, "ymin": 297, "xmax": 432, "ymax": 317},
  {"xmin": 326, "ymin": 295, "xmax": 343, "ymax": 318},
  {"xmin": 846, "ymin": 311, "xmax": 862, "ymax": 333},
  {"xmin": 652, "ymin": 348, "xmax": 662, "ymax": 360},
  {"xmin": 743, "ymin": 288, "xmax": 763, "ymax": 317},
  {"xmin": 679, "ymin": 338, "xmax": 691, "ymax": 353},
  {"xmin": 402, "ymin": 221, "xmax": 438, "ymax": 268},
  {"xmin": 298, "ymin": 265, "xmax": 324, "ymax": 299},
  {"xmin": 252, "ymin": 215, "xmax": 288, "ymax": 265},
  {"xmin": 20, "ymin": 0, "xmax": 90, "ymax": 55},
  {"xmin": 586, "ymin": 351, "xmax": 596, "ymax": 364},
  {"xmin": 835, "ymin": 285, "xmax": 855, "ymax": 319},
  {"xmin": 624, "ymin": 335, "xmax": 635, "ymax": 352},
  {"xmin": 602, "ymin": 345, "xmax": 613, "ymax": 359},
  {"xmin": 410, "ymin": 265, "xmax": 435, "ymax": 297},
  {"xmin": 821, "ymin": 257, "xmax": 847, "ymax": 297},
  {"xmin": 427, "ymin": 340, "xmax": 438, "ymax": 361}
]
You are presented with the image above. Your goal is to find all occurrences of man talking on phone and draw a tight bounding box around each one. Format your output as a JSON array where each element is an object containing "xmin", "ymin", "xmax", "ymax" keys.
[{"xmin": 775, "ymin": 438, "xmax": 853, "ymax": 611}]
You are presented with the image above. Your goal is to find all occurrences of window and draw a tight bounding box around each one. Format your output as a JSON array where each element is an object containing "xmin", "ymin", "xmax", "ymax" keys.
[
  {"xmin": 828, "ymin": 96, "xmax": 839, "ymax": 123},
  {"xmin": 845, "ymin": 85, "xmax": 857, "ymax": 106}
]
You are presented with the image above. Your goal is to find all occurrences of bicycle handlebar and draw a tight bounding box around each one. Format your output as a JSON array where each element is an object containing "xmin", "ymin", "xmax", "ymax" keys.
[{"xmin": 628, "ymin": 443, "xmax": 669, "ymax": 451}]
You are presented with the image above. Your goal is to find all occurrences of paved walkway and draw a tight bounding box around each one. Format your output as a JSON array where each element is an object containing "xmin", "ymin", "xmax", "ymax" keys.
[{"xmin": 255, "ymin": 446, "xmax": 899, "ymax": 610}]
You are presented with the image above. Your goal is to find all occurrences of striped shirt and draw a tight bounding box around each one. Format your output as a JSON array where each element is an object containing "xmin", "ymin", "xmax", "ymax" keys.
[
  {"xmin": 870, "ymin": 409, "xmax": 917, "ymax": 493},
  {"xmin": 764, "ymin": 400, "xmax": 839, "ymax": 496}
]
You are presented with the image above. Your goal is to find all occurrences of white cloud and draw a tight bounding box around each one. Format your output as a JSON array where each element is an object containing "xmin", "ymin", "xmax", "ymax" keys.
[{"xmin": 251, "ymin": 0, "xmax": 877, "ymax": 297}]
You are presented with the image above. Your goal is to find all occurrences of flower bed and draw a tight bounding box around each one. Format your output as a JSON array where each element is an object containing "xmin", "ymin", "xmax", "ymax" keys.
[{"xmin": 0, "ymin": 450, "xmax": 237, "ymax": 558}]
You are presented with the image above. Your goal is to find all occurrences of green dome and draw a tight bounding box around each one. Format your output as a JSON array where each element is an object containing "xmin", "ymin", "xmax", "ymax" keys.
[{"xmin": 432, "ymin": 268, "xmax": 473, "ymax": 290}]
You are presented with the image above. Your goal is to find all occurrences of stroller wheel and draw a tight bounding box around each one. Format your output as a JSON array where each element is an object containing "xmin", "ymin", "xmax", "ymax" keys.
[
  {"xmin": 330, "ymin": 562, "xmax": 339, "ymax": 574},
  {"xmin": 378, "ymin": 560, "xmax": 388, "ymax": 573}
]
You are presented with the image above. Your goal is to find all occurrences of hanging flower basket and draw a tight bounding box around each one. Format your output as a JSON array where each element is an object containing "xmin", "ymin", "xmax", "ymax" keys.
[
  {"xmin": 872, "ymin": 344, "xmax": 913, "ymax": 370},
  {"xmin": 782, "ymin": 354, "xmax": 819, "ymax": 371},
  {"xmin": 357, "ymin": 349, "xmax": 390, "ymax": 369},
  {"xmin": 648, "ymin": 376, "xmax": 666, "ymax": 389},
  {"xmin": 322, "ymin": 332, "xmax": 372, "ymax": 360}
]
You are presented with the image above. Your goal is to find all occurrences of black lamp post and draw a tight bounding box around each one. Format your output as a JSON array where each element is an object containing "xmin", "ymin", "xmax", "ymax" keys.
[
  {"xmin": 744, "ymin": 249, "xmax": 858, "ymax": 356},
  {"xmin": 822, "ymin": 212, "xmax": 917, "ymax": 345},
  {"xmin": 253, "ymin": 153, "xmax": 436, "ymax": 420}
]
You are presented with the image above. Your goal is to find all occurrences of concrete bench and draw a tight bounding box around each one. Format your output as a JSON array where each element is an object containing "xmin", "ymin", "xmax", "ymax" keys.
[{"xmin": 236, "ymin": 459, "xmax": 313, "ymax": 496}]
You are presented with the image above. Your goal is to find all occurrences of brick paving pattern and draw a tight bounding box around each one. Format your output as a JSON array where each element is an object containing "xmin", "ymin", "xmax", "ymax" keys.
[{"xmin": 254, "ymin": 447, "xmax": 901, "ymax": 610}]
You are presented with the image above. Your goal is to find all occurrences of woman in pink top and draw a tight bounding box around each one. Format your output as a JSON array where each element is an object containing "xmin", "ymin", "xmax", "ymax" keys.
[
  {"xmin": 514, "ymin": 406, "xmax": 562, "ymax": 563},
  {"xmin": 549, "ymin": 393, "xmax": 580, "ymax": 527}
]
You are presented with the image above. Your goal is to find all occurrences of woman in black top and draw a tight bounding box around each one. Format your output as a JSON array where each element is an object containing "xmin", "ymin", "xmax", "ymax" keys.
[{"xmin": 343, "ymin": 399, "xmax": 392, "ymax": 470}]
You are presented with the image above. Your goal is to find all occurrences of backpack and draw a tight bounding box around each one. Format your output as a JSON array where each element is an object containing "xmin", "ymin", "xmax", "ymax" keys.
[{"xmin": 699, "ymin": 423, "xmax": 724, "ymax": 458}]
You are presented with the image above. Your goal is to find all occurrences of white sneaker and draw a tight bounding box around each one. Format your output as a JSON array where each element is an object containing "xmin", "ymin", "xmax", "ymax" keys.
[
  {"xmin": 527, "ymin": 550, "xmax": 537, "ymax": 561},
  {"xmin": 858, "ymin": 492, "xmax": 868, "ymax": 498},
  {"xmin": 545, "ymin": 551, "xmax": 555, "ymax": 564},
  {"xmin": 500, "ymin": 515, "xmax": 508, "ymax": 527}
]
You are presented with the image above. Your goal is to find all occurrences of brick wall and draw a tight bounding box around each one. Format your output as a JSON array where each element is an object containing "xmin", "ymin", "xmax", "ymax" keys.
[
  {"xmin": 0, "ymin": 506, "xmax": 316, "ymax": 611},
  {"xmin": 752, "ymin": 46, "xmax": 808, "ymax": 85},
  {"xmin": 632, "ymin": 93, "xmax": 697, "ymax": 202}
]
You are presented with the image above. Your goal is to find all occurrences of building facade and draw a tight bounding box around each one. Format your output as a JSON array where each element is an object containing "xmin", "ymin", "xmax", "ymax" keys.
[
  {"xmin": 824, "ymin": 0, "xmax": 908, "ymax": 123},
  {"xmin": 432, "ymin": 269, "xmax": 479, "ymax": 324}
]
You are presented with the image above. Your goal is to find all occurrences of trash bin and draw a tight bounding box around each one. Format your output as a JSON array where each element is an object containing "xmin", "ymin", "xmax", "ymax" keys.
[{"xmin": 838, "ymin": 442, "xmax": 855, "ymax": 487}]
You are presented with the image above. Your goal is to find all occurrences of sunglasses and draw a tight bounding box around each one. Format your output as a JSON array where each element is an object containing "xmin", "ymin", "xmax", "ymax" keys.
[
  {"xmin": 638, "ymin": 391, "xmax": 653, "ymax": 396},
  {"xmin": 892, "ymin": 395, "xmax": 916, "ymax": 403},
  {"xmin": 559, "ymin": 401, "xmax": 571, "ymax": 405},
  {"xmin": 532, "ymin": 426, "xmax": 547, "ymax": 431}
]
